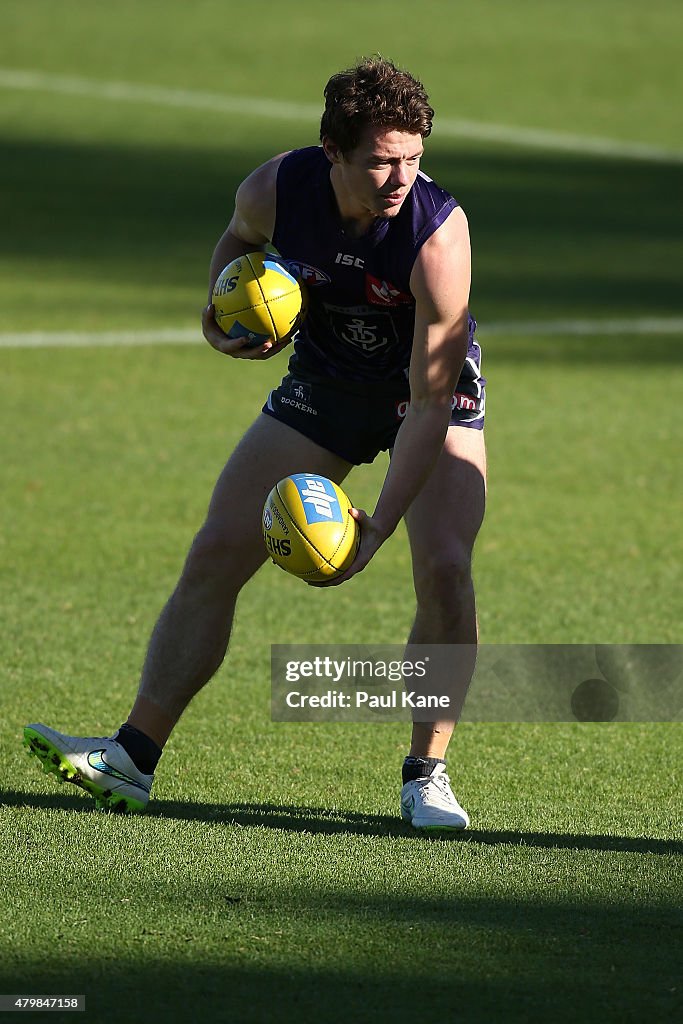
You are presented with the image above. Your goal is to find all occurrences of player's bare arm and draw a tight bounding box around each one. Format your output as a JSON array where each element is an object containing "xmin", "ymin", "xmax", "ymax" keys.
[
  {"xmin": 322, "ymin": 206, "xmax": 471, "ymax": 586},
  {"xmin": 380, "ymin": 205, "xmax": 471, "ymax": 519},
  {"xmin": 202, "ymin": 153, "xmax": 288, "ymax": 360}
]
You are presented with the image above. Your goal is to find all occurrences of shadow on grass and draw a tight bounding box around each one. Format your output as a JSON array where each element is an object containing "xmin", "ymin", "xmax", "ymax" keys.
[
  {"xmin": 0, "ymin": 955, "xmax": 679, "ymax": 1024},
  {"xmin": 3, "ymin": 134, "xmax": 682, "ymax": 337},
  {"xmin": 2, "ymin": 789, "xmax": 681, "ymax": 855},
  {"xmin": 0, "ymin": 882, "xmax": 681, "ymax": 1023}
]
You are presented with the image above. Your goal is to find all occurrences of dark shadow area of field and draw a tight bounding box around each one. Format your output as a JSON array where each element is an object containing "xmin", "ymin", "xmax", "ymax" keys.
[
  {"xmin": 3, "ymin": 134, "xmax": 682, "ymax": 331},
  {"xmin": 1, "ymin": 892, "xmax": 680, "ymax": 1023},
  {"xmin": 2, "ymin": 790, "xmax": 681, "ymax": 855}
]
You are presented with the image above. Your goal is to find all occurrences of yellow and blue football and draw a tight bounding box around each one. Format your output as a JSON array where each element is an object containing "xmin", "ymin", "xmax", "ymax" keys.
[
  {"xmin": 212, "ymin": 252, "xmax": 307, "ymax": 348},
  {"xmin": 262, "ymin": 474, "xmax": 360, "ymax": 581}
]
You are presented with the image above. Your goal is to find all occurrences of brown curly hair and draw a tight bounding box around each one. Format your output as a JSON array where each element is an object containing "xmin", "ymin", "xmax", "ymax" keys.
[{"xmin": 319, "ymin": 56, "xmax": 434, "ymax": 155}]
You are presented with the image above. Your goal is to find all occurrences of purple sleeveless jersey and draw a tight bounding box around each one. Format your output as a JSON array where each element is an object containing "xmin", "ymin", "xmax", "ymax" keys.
[{"xmin": 272, "ymin": 146, "xmax": 477, "ymax": 382}]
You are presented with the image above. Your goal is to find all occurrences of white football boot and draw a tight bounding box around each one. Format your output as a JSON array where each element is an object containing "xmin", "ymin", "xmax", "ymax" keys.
[
  {"xmin": 24, "ymin": 723, "xmax": 153, "ymax": 813},
  {"xmin": 400, "ymin": 762, "xmax": 469, "ymax": 832}
]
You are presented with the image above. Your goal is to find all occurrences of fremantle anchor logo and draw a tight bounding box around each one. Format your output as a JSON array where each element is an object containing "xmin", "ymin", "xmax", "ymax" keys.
[{"xmin": 340, "ymin": 318, "xmax": 388, "ymax": 352}]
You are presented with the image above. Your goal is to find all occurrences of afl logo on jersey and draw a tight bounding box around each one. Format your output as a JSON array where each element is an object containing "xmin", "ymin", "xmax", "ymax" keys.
[
  {"xmin": 284, "ymin": 260, "xmax": 330, "ymax": 286},
  {"xmin": 365, "ymin": 273, "xmax": 412, "ymax": 307}
]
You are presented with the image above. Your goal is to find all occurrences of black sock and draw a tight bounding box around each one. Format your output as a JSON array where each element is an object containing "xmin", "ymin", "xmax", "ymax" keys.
[
  {"xmin": 114, "ymin": 723, "xmax": 162, "ymax": 775},
  {"xmin": 402, "ymin": 756, "xmax": 445, "ymax": 785}
]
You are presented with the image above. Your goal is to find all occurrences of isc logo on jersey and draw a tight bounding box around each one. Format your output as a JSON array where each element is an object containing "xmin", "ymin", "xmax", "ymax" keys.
[
  {"xmin": 335, "ymin": 253, "xmax": 365, "ymax": 268},
  {"xmin": 262, "ymin": 474, "xmax": 359, "ymax": 581}
]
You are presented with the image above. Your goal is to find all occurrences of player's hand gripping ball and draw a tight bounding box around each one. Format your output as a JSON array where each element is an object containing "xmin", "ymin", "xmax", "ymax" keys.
[
  {"xmin": 263, "ymin": 474, "xmax": 360, "ymax": 582},
  {"xmin": 212, "ymin": 253, "xmax": 307, "ymax": 348}
]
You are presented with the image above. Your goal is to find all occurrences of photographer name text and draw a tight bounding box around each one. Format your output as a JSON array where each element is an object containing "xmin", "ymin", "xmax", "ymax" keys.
[{"xmin": 284, "ymin": 690, "xmax": 450, "ymax": 709}]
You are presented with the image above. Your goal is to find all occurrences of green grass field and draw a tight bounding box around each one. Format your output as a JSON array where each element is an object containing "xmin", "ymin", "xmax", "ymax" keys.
[{"xmin": 1, "ymin": 2, "xmax": 681, "ymax": 1021}]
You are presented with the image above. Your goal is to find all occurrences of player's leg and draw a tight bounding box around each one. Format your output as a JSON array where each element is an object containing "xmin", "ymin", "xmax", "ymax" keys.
[
  {"xmin": 25, "ymin": 413, "xmax": 352, "ymax": 810},
  {"xmin": 129, "ymin": 413, "xmax": 353, "ymax": 744},
  {"xmin": 400, "ymin": 425, "xmax": 486, "ymax": 830}
]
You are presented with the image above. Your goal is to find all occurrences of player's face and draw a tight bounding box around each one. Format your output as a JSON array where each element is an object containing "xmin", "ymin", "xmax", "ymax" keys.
[{"xmin": 325, "ymin": 128, "xmax": 424, "ymax": 224}]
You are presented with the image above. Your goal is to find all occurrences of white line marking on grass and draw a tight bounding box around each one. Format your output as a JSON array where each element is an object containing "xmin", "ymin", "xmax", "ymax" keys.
[
  {"xmin": 0, "ymin": 328, "xmax": 200, "ymax": 349},
  {"xmin": 1, "ymin": 68, "xmax": 682, "ymax": 165},
  {"xmin": 0, "ymin": 69, "xmax": 321, "ymax": 122},
  {"xmin": 1, "ymin": 320, "xmax": 682, "ymax": 350},
  {"xmin": 435, "ymin": 119, "xmax": 683, "ymax": 163},
  {"xmin": 482, "ymin": 318, "xmax": 683, "ymax": 337}
]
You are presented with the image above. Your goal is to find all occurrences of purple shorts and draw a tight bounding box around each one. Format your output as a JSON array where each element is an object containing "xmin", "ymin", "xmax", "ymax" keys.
[{"xmin": 263, "ymin": 342, "xmax": 486, "ymax": 466}]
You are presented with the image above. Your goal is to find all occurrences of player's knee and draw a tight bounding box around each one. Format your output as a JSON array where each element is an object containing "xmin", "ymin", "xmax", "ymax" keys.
[
  {"xmin": 179, "ymin": 525, "xmax": 251, "ymax": 592},
  {"xmin": 414, "ymin": 546, "xmax": 473, "ymax": 614}
]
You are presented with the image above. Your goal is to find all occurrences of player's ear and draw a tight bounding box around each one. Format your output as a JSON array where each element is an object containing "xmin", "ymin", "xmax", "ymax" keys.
[{"xmin": 322, "ymin": 137, "xmax": 344, "ymax": 164}]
